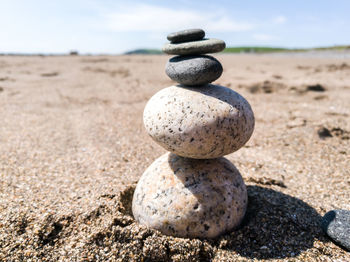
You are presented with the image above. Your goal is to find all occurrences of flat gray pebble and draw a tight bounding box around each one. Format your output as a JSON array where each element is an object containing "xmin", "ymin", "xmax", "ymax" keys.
[
  {"xmin": 132, "ymin": 152, "xmax": 248, "ymax": 238},
  {"xmin": 321, "ymin": 209, "xmax": 350, "ymax": 251},
  {"xmin": 167, "ymin": 29, "xmax": 205, "ymax": 43},
  {"xmin": 162, "ymin": 38, "xmax": 226, "ymax": 55},
  {"xmin": 166, "ymin": 55, "xmax": 223, "ymax": 86},
  {"xmin": 143, "ymin": 84, "xmax": 255, "ymax": 159}
]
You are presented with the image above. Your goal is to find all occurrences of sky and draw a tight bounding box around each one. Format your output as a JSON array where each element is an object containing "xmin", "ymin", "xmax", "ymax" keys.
[{"xmin": 1, "ymin": 0, "xmax": 349, "ymax": 54}]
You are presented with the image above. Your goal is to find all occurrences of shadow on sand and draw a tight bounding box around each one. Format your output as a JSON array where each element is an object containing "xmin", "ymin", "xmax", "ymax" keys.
[
  {"xmin": 216, "ymin": 185, "xmax": 326, "ymax": 259},
  {"xmin": 165, "ymin": 153, "xmax": 326, "ymax": 259}
]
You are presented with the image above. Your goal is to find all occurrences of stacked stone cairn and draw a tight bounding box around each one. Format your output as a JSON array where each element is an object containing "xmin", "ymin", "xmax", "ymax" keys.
[{"xmin": 132, "ymin": 29, "xmax": 255, "ymax": 238}]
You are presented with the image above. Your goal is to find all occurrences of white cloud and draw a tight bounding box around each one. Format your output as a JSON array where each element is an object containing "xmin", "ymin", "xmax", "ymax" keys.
[
  {"xmin": 103, "ymin": 4, "xmax": 254, "ymax": 33},
  {"xmin": 273, "ymin": 15, "xmax": 287, "ymax": 24},
  {"xmin": 253, "ymin": 33, "xmax": 276, "ymax": 41}
]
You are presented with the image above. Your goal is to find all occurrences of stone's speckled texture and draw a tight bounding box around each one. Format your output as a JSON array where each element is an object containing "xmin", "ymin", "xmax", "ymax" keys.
[
  {"xmin": 167, "ymin": 29, "xmax": 205, "ymax": 43},
  {"xmin": 162, "ymin": 39, "xmax": 226, "ymax": 55},
  {"xmin": 143, "ymin": 84, "xmax": 255, "ymax": 159},
  {"xmin": 132, "ymin": 152, "xmax": 247, "ymax": 239},
  {"xmin": 321, "ymin": 210, "xmax": 350, "ymax": 251},
  {"xmin": 166, "ymin": 55, "xmax": 223, "ymax": 86}
]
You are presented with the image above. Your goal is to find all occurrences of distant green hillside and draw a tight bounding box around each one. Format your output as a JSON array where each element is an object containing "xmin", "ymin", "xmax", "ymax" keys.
[
  {"xmin": 222, "ymin": 46, "xmax": 292, "ymax": 53},
  {"xmin": 312, "ymin": 45, "xmax": 350, "ymax": 51},
  {"xmin": 222, "ymin": 45, "xmax": 350, "ymax": 53},
  {"xmin": 124, "ymin": 45, "xmax": 350, "ymax": 55},
  {"xmin": 124, "ymin": 49, "xmax": 162, "ymax": 55}
]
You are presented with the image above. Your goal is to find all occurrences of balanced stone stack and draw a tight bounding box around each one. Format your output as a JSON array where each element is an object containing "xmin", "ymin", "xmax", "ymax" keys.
[{"xmin": 132, "ymin": 29, "xmax": 255, "ymax": 238}]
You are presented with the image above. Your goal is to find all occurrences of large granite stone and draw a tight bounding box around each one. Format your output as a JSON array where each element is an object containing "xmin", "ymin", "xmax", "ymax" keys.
[
  {"xmin": 132, "ymin": 152, "xmax": 247, "ymax": 238},
  {"xmin": 321, "ymin": 209, "xmax": 350, "ymax": 251},
  {"xmin": 162, "ymin": 39, "xmax": 226, "ymax": 55},
  {"xmin": 143, "ymin": 84, "xmax": 255, "ymax": 159},
  {"xmin": 167, "ymin": 29, "xmax": 205, "ymax": 43},
  {"xmin": 165, "ymin": 55, "xmax": 223, "ymax": 86}
]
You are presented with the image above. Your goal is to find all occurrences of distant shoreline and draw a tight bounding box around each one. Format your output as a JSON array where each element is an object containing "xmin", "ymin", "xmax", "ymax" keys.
[
  {"xmin": 1, "ymin": 52, "xmax": 349, "ymax": 59},
  {"xmin": 1, "ymin": 45, "xmax": 349, "ymax": 57}
]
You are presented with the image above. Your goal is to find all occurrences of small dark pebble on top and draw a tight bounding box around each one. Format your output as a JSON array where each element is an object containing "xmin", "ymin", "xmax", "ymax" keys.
[
  {"xmin": 321, "ymin": 209, "xmax": 350, "ymax": 251},
  {"xmin": 167, "ymin": 29, "xmax": 205, "ymax": 43}
]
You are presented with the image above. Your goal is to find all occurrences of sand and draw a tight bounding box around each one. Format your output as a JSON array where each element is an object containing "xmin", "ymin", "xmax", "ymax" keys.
[{"xmin": 0, "ymin": 53, "xmax": 349, "ymax": 261}]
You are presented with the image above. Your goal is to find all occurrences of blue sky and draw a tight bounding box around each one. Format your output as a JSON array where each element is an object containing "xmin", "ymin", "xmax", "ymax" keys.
[{"xmin": 1, "ymin": 0, "xmax": 349, "ymax": 54}]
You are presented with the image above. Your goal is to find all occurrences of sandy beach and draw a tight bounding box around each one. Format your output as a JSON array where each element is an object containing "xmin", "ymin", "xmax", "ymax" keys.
[{"xmin": 0, "ymin": 53, "xmax": 349, "ymax": 261}]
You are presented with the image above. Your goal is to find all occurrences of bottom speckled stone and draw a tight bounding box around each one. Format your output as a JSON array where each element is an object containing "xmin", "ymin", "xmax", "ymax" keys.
[{"xmin": 132, "ymin": 153, "xmax": 247, "ymax": 238}]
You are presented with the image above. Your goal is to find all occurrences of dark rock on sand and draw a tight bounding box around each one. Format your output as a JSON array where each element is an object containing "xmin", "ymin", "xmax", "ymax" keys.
[
  {"xmin": 165, "ymin": 55, "xmax": 223, "ymax": 85},
  {"xmin": 307, "ymin": 84, "xmax": 326, "ymax": 92},
  {"xmin": 167, "ymin": 29, "xmax": 205, "ymax": 43},
  {"xmin": 321, "ymin": 209, "xmax": 350, "ymax": 251},
  {"xmin": 317, "ymin": 127, "xmax": 333, "ymax": 139}
]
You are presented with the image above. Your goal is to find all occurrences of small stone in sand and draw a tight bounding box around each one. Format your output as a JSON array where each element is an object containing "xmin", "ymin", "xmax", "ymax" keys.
[
  {"xmin": 307, "ymin": 84, "xmax": 326, "ymax": 92},
  {"xmin": 321, "ymin": 209, "xmax": 350, "ymax": 251},
  {"xmin": 318, "ymin": 127, "xmax": 333, "ymax": 139},
  {"xmin": 167, "ymin": 29, "xmax": 205, "ymax": 43}
]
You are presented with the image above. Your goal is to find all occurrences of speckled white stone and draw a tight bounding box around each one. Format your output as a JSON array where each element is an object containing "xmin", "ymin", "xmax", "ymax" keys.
[
  {"xmin": 143, "ymin": 84, "xmax": 255, "ymax": 159},
  {"xmin": 132, "ymin": 152, "xmax": 247, "ymax": 238}
]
